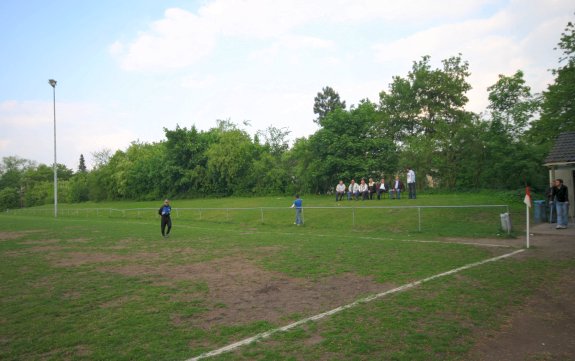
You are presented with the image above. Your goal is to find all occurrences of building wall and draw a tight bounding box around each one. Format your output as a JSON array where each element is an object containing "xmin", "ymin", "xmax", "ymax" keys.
[{"xmin": 548, "ymin": 165, "xmax": 575, "ymax": 220}]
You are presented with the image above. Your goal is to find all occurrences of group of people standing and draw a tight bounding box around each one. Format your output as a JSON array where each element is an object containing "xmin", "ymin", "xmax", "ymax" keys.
[{"xmin": 335, "ymin": 167, "xmax": 417, "ymax": 201}]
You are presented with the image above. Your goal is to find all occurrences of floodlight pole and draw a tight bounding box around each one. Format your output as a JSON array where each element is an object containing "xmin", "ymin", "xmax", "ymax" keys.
[{"xmin": 49, "ymin": 79, "xmax": 58, "ymax": 218}]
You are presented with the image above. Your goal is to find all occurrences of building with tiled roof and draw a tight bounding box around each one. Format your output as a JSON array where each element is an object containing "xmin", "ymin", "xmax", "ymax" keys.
[{"xmin": 544, "ymin": 131, "xmax": 575, "ymax": 219}]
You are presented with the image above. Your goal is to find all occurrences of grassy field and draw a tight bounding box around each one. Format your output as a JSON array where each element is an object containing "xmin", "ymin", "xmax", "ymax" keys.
[{"xmin": 1, "ymin": 194, "xmax": 568, "ymax": 360}]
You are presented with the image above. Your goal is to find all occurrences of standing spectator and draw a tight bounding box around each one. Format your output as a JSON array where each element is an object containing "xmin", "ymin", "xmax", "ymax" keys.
[
  {"xmin": 359, "ymin": 178, "xmax": 369, "ymax": 200},
  {"xmin": 407, "ymin": 167, "xmax": 416, "ymax": 199},
  {"xmin": 551, "ymin": 179, "xmax": 569, "ymax": 229},
  {"xmin": 390, "ymin": 175, "xmax": 404, "ymax": 199},
  {"xmin": 376, "ymin": 178, "xmax": 388, "ymax": 200},
  {"xmin": 348, "ymin": 179, "xmax": 359, "ymax": 200},
  {"xmin": 158, "ymin": 199, "xmax": 172, "ymax": 238},
  {"xmin": 546, "ymin": 181, "xmax": 557, "ymax": 223},
  {"xmin": 291, "ymin": 194, "xmax": 303, "ymax": 225},
  {"xmin": 368, "ymin": 178, "xmax": 377, "ymax": 200},
  {"xmin": 335, "ymin": 180, "xmax": 346, "ymax": 201}
]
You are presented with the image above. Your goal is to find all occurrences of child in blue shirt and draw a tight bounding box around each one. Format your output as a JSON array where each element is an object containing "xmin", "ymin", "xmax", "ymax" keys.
[{"xmin": 290, "ymin": 194, "xmax": 303, "ymax": 225}]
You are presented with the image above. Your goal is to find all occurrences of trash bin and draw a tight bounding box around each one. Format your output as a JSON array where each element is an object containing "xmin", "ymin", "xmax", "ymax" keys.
[
  {"xmin": 500, "ymin": 212, "xmax": 512, "ymax": 233},
  {"xmin": 533, "ymin": 200, "xmax": 547, "ymax": 223}
]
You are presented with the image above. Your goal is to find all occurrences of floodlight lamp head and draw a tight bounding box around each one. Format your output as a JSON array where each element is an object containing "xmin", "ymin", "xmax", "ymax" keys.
[{"xmin": 48, "ymin": 79, "xmax": 57, "ymax": 88}]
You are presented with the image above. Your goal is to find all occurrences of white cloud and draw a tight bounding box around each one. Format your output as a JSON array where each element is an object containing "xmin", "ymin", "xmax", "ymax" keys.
[
  {"xmin": 180, "ymin": 74, "xmax": 217, "ymax": 89},
  {"xmin": 111, "ymin": 8, "xmax": 216, "ymax": 71},
  {"xmin": 199, "ymin": 0, "xmax": 494, "ymax": 31},
  {"xmin": 111, "ymin": 0, "xmax": 496, "ymax": 72},
  {"xmin": 249, "ymin": 34, "xmax": 335, "ymax": 63}
]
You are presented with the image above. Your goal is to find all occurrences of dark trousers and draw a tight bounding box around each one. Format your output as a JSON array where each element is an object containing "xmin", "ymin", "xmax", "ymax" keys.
[
  {"xmin": 377, "ymin": 189, "xmax": 387, "ymax": 199},
  {"xmin": 408, "ymin": 182, "xmax": 416, "ymax": 199},
  {"xmin": 161, "ymin": 215, "xmax": 172, "ymax": 236}
]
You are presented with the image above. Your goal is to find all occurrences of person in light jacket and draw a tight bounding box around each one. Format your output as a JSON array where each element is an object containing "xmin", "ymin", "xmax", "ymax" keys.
[
  {"xmin": 347, "ymin": 179, "xmax": 359, "ymax": 200},
  {"xmin": 336, "ymin": 180, "xmax": 346, "ymax": 201},
  {"xmin": 407, "ymin": 167, "xmax": 416, "ymax": 199},
  {"xmin": 358, "ymin": 178, "xmax": 369, "ymax": 200}
]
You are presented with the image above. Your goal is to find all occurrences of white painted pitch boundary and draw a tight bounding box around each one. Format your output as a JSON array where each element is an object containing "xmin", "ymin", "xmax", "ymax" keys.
[{"xmin": 185, "ymin": 248, "xmax": 525, "ymax": 361}]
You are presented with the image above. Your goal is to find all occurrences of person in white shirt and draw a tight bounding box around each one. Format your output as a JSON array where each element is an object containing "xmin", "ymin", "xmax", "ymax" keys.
[
  {"xmin": 358, "ymin": 178, "xmax": 369, "ymax": 200},
  {"xmin": 376, "ymin": 178, "xmax": 388, "ymax": 200},
  {"xmin": 347, "ymin": 179, "xmax": 359, "ymax": 200},
  {"xmin": 335, "ymin": 180, "xmax": 346, "ymax": 201},
  {"xmin": 407, "ymin": 167, "xmax": 416, "ymax": 199}
]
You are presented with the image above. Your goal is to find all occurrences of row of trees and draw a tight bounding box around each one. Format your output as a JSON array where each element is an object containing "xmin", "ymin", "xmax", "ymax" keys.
[{"xmin": 1, "ymin": 19, "xmax": 574, "ymax": 209}]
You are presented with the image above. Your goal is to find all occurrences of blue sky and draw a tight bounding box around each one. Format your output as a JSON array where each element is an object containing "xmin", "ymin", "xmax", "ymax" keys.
[{"xmin": 0, "ymin": 0, "xmax": 572, "ymax": 170}]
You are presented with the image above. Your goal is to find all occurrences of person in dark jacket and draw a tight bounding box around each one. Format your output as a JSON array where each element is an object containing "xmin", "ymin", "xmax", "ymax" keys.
[
  {"xmin": 158, "ymin": 199, "xmax": 172, "ymax": 238},
  {"xmin": 390, "ymin": 176, "xmax": 404, "ymax": 199},
  {"xmin": 376, "ymin": 178, "xmax": 388, "ymax": 200},
  {"xmin": 546, "ymin": 181, "xmax": 557, "ymax": 223},
  {"xmin": 551, "ymin": 179, "xmax": 569, "ymax": 229}
]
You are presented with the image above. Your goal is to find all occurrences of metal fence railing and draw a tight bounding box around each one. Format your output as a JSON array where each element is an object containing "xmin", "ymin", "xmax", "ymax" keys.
[{"xmin": 5, "ymin": 205, "xmax": 511, "ymax": 233}]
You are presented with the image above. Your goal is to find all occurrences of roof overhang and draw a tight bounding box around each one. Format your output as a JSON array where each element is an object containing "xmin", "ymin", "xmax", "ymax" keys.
[{"xmin": 544, "ymin": 162, "xmax": 575, "ymax": 167}]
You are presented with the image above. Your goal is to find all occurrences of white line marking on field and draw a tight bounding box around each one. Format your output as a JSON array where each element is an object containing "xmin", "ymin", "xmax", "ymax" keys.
[
  {"xmin": 185, "ymin": 248, "xmax": 525, "ymax": 361},
  {"xmin": 359, "ymin": 236, "xmax": 513, "ymax": 248}
]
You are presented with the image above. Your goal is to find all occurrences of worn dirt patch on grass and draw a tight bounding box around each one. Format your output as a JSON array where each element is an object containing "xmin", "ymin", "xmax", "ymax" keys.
[
  {"xmin": 21, "ymin": 239, "xmax": 62, "ymax": 245},
  {"xmin": 28, "ymin": 245, "xmax": 68, "ymax": 253},
  {"xmin": 50, "ymin": 252, "xmax": 135, "ymax": 267},
  {"xmin": 0, "ymin": 232, "xmax": 28, "ymax": 241},
  {"xmin": 0, "ymin": 230, "xmax": 47, "ymax": 241},
  {"xmin": 66, "ymin": 238, "xmax": 91, "ymax": 243},
  {"xmin": 44, "ymin": 249, "xmax": 164, "ymax": 267},
  {"xmin": 103, "ymin": 256, "xmax": 391, "ymax": 328},
  {"xmin": 99, "ymin": 295, "xmax": 142, "ymax": 309}
]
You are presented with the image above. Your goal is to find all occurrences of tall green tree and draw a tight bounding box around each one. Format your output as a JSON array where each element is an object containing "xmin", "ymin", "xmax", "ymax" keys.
[
  {"xmin": 0, "ymin": 156, "xmax": 32, "ymax": 209},
  {"xmin": 122, "ymin": 141, "xmax": 168, "ymax": 200},
  {"xmin": 313, "ymin": 86, "xmax": 346, "ymax": 125},
  {"xmin": 0, "ymin": 156, "xmax": 35, "ymax": 189},
  {"xmin": 530, "ymin": 18, "xmax": 575, "ymax": 145},
  {"xmin": 205, "ymin": 129, "xmax": 258, "ymax": 195},
  {"xmin": 78, "ymin": 154, "xmax": 87, "ymax": 173},
  {"xmin": 307, "ymin": 101, "xmax": 398, "ymax": 192},
  {"xmin": 258, "ymin": 126, "xmax": 291, "ymax": 158},
  {"xmin": 164, "ymin": 125, "xmax": 219, "ymax": 195},
  {"xmin": 487, "ymin": 70, "xmax": 540, "ymax": 139},
  {"xmin": 379, "ymin": 55, "xmax": 475, "ymax": 189}
]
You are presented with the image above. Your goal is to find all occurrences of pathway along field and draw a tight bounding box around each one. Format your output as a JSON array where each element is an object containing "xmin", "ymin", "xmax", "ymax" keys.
[{"xmin": 468, "ymin": 224, "xmax": 575, "ymax": 361}]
